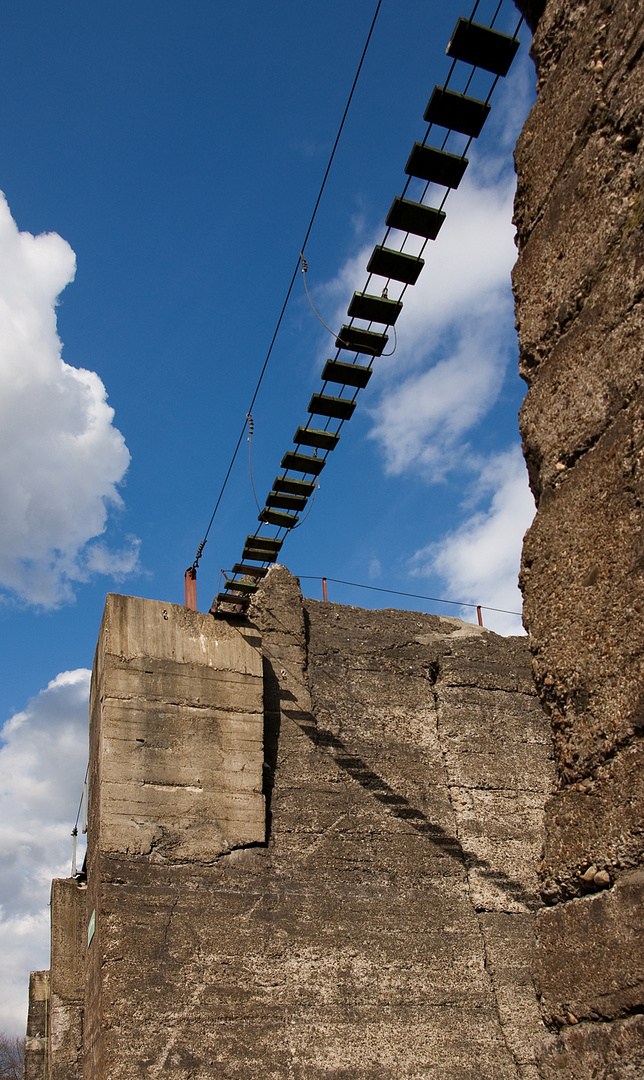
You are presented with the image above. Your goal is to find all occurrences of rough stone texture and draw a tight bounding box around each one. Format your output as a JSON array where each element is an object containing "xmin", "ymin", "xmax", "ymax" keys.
[
  {"xmin": 84, "ymin": 594, "xmax": 265, "ymax": 1080},
  {"xmin": 33, "ymin": 571, "xmax": 552, "ymax": 1080},
  {"xmin": 537, "ymin": 1016, "xmax": 644, "ymax": 1079},
  {"xmin": 297, "ymin": 580, "xmax": 554, "ymax": 1079},
  {"xmin": 539, "ymin": 740, "xmax": 644, "ymax": 900},
  {"xmin": 24, "ymin": 971, "xmax": 49, "ymax": 1080},
  {"xmin": 512, "ymin": 0, "xmax": 644, "ymax": 1073},
  {"xmin": 89, "ymin": 593, "xmax": 265, "ymax": 859},
  {"xmin": 48, "ymin": 879, "xmax": 86, "ymax": 1080},
  {"xmin": 514, "ymin": 0, "xmax": 548, "ymax": 31},
  {"xmin": 534, "ymin": 868, "xmax": 644, "ymax": 1025},
  {"xmin": 515, "ymin": 0, "xmax": 644, "ymax": 782}
]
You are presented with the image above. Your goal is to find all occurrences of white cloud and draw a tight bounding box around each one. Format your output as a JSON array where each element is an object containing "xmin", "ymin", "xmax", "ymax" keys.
[
  {"xmin": 410, "ymin": 446, "xmax": 535, "ymax": 635},
  {"xmin": 368, "ymin": 312, "xmax": 510, "ymax": 477},
  {"xmin": 298, "ymin": 61, "xmax": 536, "ymax": 632},
  {"xmin": 382, "ymin": 172, "xmax": 517, "ymax": 354},
  {"xmin": 486, "ymin": 42, "xmax": 537, "ymax": 156},
  {"xmin": 369, "ymin": 171, "xmax": 517, "ymax": 473},
  {"xmin": 0, "ymin": 192, "xmax": 138, "ymax": 607},
  {"xmin": 312, "ymin": 169, "xmax": 518, "ymax": 479},
  {"xmin": 0, "ymin": 669, "xmax": 90, "ymax": 1034}
]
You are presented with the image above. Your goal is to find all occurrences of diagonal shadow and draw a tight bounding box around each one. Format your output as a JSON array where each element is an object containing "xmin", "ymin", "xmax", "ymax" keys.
[
  {"xmin": 252, "ymin": 599, "xmax": 541, "ymax": 911},
  {"xmin": 281, "ymin": 703, "xmax": 540, "ymax": 912}
]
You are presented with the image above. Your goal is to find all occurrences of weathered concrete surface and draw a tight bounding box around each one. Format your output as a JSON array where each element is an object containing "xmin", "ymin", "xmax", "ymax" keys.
[
  {"xmin": 514, "ymin": 1, "xmax": 548, "ymax": 32},
  {"xmin": 70, "ymin": 571, "xmax": 554, "ymax": 1079},
  {"xmin": 539, "ymin": 740, "xmax": 644, "ymax": 901},
  {"xmin": 512, "ymin": 0, "xmax": 644, "ymax": 1073},
  {"xmin": 515, "ymin": 0, "xmax": 644, "ymax": 782},
  {"xmin": 24, "ymin": 971, "xmax": 49, "ymax": 1080},
  {"xmin": 48, "ymin": 879, "xmax": 85, "ymax": 1080},
  {"xmin": 84, "ymin": 594, "xmax": 265, "ymax": 1080},
  {"xmin": 298, "ymin": 576, "xmax": 553, "ymax": 1079},
  {"xmin": 537, "ymin": 1015, "xmax": 644, "ymax": 1080},
  {"xmin": 534, "ymin": 868, "xmax": 644, "ymax": 1025},
  {"xmin": 89, "ymin": 593, "xmax": 265, "ymax": 859}
]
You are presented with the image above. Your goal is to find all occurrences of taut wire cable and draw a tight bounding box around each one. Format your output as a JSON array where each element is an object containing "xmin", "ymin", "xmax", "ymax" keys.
[
  {"xmin": 296, "ymin": 575, "xmax": 522, "ymax": 616},
  {"xmin": 191, "ymin": 0, "xmax": 385, "ymax": 570}
]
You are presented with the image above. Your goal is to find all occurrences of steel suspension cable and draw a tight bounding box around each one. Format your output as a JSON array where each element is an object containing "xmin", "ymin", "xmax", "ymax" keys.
[
  {"xmin": 291, "ymin": 4, "xmax": 523, "ymax": 474},
  {"xmin": 191, "ymin": 0, "xmax": 385, "ymax": 570},
  {"xmin": 211, "ymin": 0, "xmax": 525, "ymax": 605}
]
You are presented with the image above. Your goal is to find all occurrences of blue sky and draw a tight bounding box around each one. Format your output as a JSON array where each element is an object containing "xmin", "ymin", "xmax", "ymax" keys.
[{"xmin": 0, "ymin": 0, "xmax": 536, "ymax": 1032}]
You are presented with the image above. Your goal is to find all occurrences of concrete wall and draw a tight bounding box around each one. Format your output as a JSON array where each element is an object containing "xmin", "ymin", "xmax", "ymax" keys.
[
  {"xmin": 28, "ymin": 7, "xmax": 644, "ymax": 1074},
  {"xmin": 34, "ymin": 572, "xmax": 553, "ymax": 1080},
  {"xmin": 22, "ymin": 4, "xmax": 644, "ymax": 1074},
  {"xmin": 84, "ymin": 593, "xmax": 265, "ymax": 1080},
  {"xmin": 48, "ymin": 879, "xmax": 86, "ymax": 1080},
  {"xmin": 24, "ymin": 971, "xmax": 49, "ymax": 1080},
  {"xmin": 255, "ymin": 568, "xmax": 553, "ymax": 1078},
  {"xmin": 512, "ymin": 0, "xmax": 644, "ymax": 1073}
]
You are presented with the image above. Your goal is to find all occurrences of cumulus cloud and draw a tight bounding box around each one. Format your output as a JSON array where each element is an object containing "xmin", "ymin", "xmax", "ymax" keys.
[
  {"xmin": 306, "ymin": 85, "xmax": 534, "ymax": 636},
  {"xmin": 410, "ymin": 446, "xmax": 535, "ymax": 635},
  {"xmin": 380, "ymin": 175, "xmax": 517, "ymax": 354},
  {"xmin": 0, "ymin": 192, "xmax": 138, "ymax": 607},
  {"xmin": 0, "ymin": 669, "xmax": 90, "ymax": 1033},
  {"xmin": 370, "ymin": 171, "xmax": 517, "ymax": 471},
  {"xmin": 311, "ymin": 168, "xmax": 518, "ymax": 480},
  {"xmin": 368, "ymin": 313, "xmax": 510, "ymax": 478}
]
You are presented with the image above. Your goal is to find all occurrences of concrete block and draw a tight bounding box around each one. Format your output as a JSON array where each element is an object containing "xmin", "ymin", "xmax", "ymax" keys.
[
  {"xmin": 24, "ymin": 971, "xmax": 49, "ymax": 1080},
  {"xmin": 50, "ymin": 879, "xmax": 86, "ymax": 1001},
  {"xmin": 90, "ymin": 594, "xmax": 265, "ymax": 860},
  {"xmin": 535, "ymin": 868, "xmax": 644, "ymax": 1024},
  {"xmin": 536, "ymin": 1014, "xmax": 644, "ymax": 1079}
]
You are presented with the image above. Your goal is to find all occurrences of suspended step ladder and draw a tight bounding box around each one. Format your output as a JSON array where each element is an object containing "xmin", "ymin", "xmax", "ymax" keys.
[{"xmin": 211, "ymin": 3, "xmax": 522, "ymax": 615}]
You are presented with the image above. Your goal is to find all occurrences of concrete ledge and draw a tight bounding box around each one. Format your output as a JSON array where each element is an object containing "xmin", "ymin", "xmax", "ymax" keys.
[
  {"xmin": 537, "ymin": 1014, "xmax": 644, "ymax": 1080},
  {"xmin": 535, "ymin": 868, "xmax": 644, "ymax": 1024}
]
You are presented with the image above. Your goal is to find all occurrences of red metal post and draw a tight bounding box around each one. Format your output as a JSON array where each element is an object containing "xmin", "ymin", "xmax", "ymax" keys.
[
  {"xmin": 476, "ymin": 605, "xmax": 483, "ymax": 627},
  {"xmin": 184, "ymin": 567, "xmax": 198, "ymax": 611},
  {"xmin": 322, "ymin": 577, "xmax": 328, "ymax": 602}
]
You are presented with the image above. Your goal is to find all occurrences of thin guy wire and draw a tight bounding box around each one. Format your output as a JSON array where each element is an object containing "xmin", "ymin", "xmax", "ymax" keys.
[
  {"xmin": 192, "ymin": 0, "xmax": 384, "ymax": 568},
  {"xmin": 296, "ymin": 575, "xmax": 521, "ymax": 616},
  {"xmin": 73, "ymin": 762, "xmax": 89, "ymax": 832}
]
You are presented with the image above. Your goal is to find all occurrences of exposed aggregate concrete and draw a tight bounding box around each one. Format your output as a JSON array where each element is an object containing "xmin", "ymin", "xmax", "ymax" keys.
[
  {"xmin": 30, "ymin": 574, "xmax": 556, "ymax": 1080},
  {"xmin": 513, "ymin": 0, "xmax": 644, "ymax": 1073}
]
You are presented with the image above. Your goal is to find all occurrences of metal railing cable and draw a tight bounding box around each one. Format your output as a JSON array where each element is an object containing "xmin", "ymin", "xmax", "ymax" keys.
[{"xmin": 296, "ymin": 575, "xmax": 522, "ymax": 616}]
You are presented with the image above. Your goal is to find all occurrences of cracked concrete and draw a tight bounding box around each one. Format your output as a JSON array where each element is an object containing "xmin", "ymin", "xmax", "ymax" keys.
[
  {"xmin": 35, "ymin": 570, "xmax": 555, "ymax": 1079},
  {"xmin": 249, "ymin": 566, "xmax": 553, "ymax": 1078},
  {"xmin": 26, "ymin": 1, "xmax": 644, "ymax": 1074},
  {"xmin": 89, "ymin": 593, "xmax": 265, "ymax": 861},
  {"xmin": 513, "ymin": 0, "xmax": 644, "ymax": 1073}
]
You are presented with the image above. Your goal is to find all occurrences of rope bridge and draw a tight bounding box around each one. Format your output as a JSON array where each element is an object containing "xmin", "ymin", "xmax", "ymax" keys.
[{"xmin": 185, "ymin": 1, "xmax": 522, "ymax": 616}]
